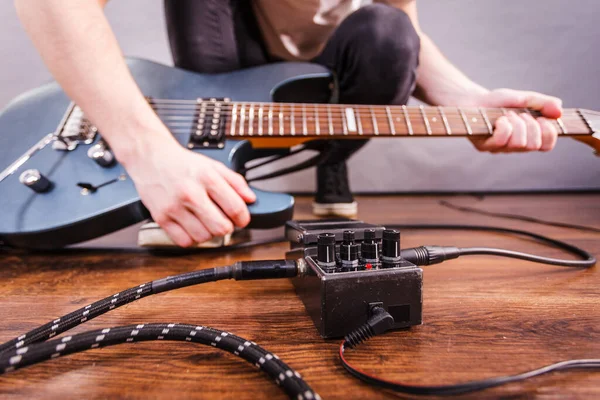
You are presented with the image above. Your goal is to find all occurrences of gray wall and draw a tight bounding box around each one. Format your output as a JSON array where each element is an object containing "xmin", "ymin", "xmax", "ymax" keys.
[{"xmin": 2, "ymin": 0, "xmax": 599, "ymax": 192}]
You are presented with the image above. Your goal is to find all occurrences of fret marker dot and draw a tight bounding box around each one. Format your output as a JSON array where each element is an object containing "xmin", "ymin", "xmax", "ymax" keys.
[
  {"xmin": 432, "ymin": 117, "xmax": 438, "ymax": 122},
  {"xmin": 472, "ymin": 118, "xmax": 478, "ymax": 122}
]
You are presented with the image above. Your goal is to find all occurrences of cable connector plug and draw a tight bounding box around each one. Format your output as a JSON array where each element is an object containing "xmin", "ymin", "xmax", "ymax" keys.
[
  {"xmin": 344, "ymin": 307, "xmax": 394, "ymax": 349},
  {"xmin": 400, "ymin": 245, "xmax": 460, "ymax": 266},
  {"xmin": 232, "ymin": 259, "xmax": 297, "ymax": 280}
]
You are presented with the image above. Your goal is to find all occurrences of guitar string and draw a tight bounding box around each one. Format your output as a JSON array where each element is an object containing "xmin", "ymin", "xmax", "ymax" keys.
[
  {"xmin": 143, "ymin": 98, "xmax": 600, "ymax": 112},
  {"xmin": 145, "ymin": 109, "xmax": 588, "ymax": 124},
  {"xmin": 60, "ymin": 115, "xmax": 588, "ymax": 137},
  {"xmin": 143, "ymin": 101, "xmax": 594, "ymax": 117},
  {"xmin": 143, "ymin": 102, "xmax": 583, "ymax": 114}
]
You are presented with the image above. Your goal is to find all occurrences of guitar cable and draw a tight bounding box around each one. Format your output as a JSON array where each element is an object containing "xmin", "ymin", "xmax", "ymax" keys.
[
  {"xmin": 340, "ymin": 306, "xmax": 600, "ymax": 396},
  {"xmin": 335, "ymin": 224, "xmax": 597, "ymax": 395},
  {"xmin": 391, "ymin": 224, "xmax": 596, "ymax": 268},
  {"xmin": 0, "ymin": 259, "xmax": 321, "ymax": 400},
  {"xmin": 438, "ymin": 198, "xmax": 600, "ymax": 233}
]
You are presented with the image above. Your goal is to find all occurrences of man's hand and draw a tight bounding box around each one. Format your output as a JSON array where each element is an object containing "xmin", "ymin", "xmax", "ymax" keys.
[
  {"xmin": 123, "ymin": 136, "xmax": 256, "ymax": 247},
  {"xmin": 465, "ymin": 88, "xmax": 563, "ymax": 153}
]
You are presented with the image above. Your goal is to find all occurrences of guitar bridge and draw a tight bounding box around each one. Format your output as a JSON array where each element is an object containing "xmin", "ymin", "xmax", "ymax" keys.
[
  {"xmin": 52, "ymin": 103, "xmax": 98, "ymax": 151},
  {"xmin": 186, "ymin": 98, "xmax": 229, "ymax": 149}
]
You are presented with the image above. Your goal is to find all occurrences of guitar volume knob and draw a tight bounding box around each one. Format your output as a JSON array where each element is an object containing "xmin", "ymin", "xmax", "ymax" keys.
[
  {"xmin": 87, "ymin": 142, "xmax": 115, "ymax": 168},
  {"xmin": 19, "ymin": 169, "xmax": 53, "ymax": 193}
]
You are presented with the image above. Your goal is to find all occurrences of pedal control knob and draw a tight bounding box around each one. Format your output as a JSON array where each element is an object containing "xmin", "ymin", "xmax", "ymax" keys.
[
  {"xmin": 87, "ymin": 142, "xmax": 115, "ymax": 168},
  {"xmin": 361, "ymin": 229, "xmax": 380, "ymax": 266},
  {"xmin": 19, "ymin": 169, "xmax": 52, "ymax": 193},
  {"xmin": 381, "ymin": 229, "xmax": 401, "ymax": 268},
  {"xmin": 317, "ymin": 233, "xmax": 337, "ymax": 272},
  {"xmin": 340, "ymin": 230, "xmax": 360, "ymax": 270}
]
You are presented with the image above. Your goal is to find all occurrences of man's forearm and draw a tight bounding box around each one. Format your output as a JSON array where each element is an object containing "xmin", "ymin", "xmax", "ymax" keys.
[
  {"xmin": 413, "ymin": 33, "xmax": 489, "ymax": 106},
  {"xmin": 14, "ymin": 0, "xmax": 174, "ymax": 165}
]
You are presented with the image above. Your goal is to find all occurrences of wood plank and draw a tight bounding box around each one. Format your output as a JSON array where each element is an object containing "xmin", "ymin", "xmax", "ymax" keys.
[{"xmin": 0, "ymin": 194, "xmax": 598, "ymax": 399}]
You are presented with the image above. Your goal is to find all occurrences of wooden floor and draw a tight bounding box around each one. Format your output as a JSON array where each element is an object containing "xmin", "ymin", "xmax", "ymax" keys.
[{"xmin": 0, "ymin": 194, "xmax": 599, "ymax": 399}]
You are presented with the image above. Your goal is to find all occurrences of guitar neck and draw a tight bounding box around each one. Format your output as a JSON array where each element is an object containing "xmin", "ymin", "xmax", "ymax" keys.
[{"xmin": 214, "ymin": 103, "xmax": 592, "ymax": 138}]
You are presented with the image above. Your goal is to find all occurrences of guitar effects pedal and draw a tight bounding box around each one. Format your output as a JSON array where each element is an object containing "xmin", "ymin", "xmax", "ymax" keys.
[{"xmin": 286, "ymin": 219, "xmax": 423, "ymax": 338}]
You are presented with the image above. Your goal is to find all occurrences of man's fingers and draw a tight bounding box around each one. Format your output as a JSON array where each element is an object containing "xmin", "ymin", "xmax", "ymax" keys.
[
  {"xmin": 185, "ymin": 189, "xmax": 235, "ymax": 237},
  {"xmin": 469, "ymin": 115, "xmax": 512, "ymax": 152},
  {"xmin": 158, "ymin": 219, "xmax": 194, "ymax": 248},
  {"xmin": 521, "ymin": 113, "xmax": 542, "ymax": 150},
  {"xmin": 486, "ymin": 89, "xmax": 562, "ymax": 119},
  {"xmin": 170, "ymin": 207, "xmax": 212, "ymax": 245},
  {"xmin": 538, "ymin": 117, "xmax": 558, "ymax": 151},
  {"xmin": 205, "ymin": 175, "xmax": 251, "ymax": 228},
  {"xmin": 217, "ymin": 164, "xmax": 256, "ymax": 204},
  {"xmin": 524, "ymin": 93, "xmax": 562, "ymax": 118},
  {"xmin": 506, "ymin": 111, "xmax": 527, "ymax": 151}
]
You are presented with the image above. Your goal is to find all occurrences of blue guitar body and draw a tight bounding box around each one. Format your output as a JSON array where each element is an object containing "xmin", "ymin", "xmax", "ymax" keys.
[{"xmin": 0, "ymin": 59, "xmax": 334, "ymax": 249}]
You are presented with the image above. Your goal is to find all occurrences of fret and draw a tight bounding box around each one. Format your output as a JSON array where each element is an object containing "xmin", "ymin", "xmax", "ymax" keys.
[
  {"xmin": 268, "ymin": 103, "xmax": 273, "ymax": 136},
  {"xmin": 342, "ymin": 107, "xmax": 349, "ymax": 135},
  {"xmin": 327, "ymin": 104, "xmax": 334, "ymax": 135},
  {"xmin": 239, "ymin": 103, "xmax": 246, "ymax": 136},
  {"xmin": 501, "ymin": 107, "xmax": 509, "ymax": 116},
  {"xmin": 402, "ymin": 105, "xmax": 413, "ymax": 135},
  {"xmin": 438, "ymin": 106, "xmax": 452, "ymax": 135},
  {"xmin": 290, "ymin": 104, "xmax": 295, "ymax": 136},
  {"xmin": 302, "ymin": 104, "xmax": 308, "ymax": 136},
  {"xmin": 248, "ymin": 104, "xmax": 254, "ymax": 136},
  {"xmin": 577, "ymin": 108, "xmax": 593, "ymax": 133},
  {"xmin": 355, "ymin": 108, "xmax": 363, "ymax": 135},
  {"xmin": 314, "ymin": 104, "xmax": 320, "ymax": 135},
  {"xmin": 370, "ymin": 106, "xmax": 379, "ymax": 135},
  {"xmin": 258, "ymin": 104, "xmax": 264, "ymax": 136},
  {"xmin": 420, "ymin": 105, "xmax": 432, "ymax": 135},
  {"xmin": 557, "ymin": 118, "xmax": 568, "ymax": 134},
  {"xmin": 479, "ymin": 108, "xmax": 493, "ymax": 134},
  {"xmin": 230, "ymin": 103, "xmax": 237, "ymax": 136},
  {"xmin": 458, "ymin": 107, "xmax": 473, "ymax": 135},
  {"xmin": 385, "ymin": 106, "xmax": 395, "ymax": 135},
  {"xmin": 278, "ymin": 104, "xmax": 284, "ymax": 136}
]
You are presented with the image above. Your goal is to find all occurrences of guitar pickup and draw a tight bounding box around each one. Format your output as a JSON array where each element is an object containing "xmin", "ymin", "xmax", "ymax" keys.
[{"xmin": 187, "ymin": 98, "xmax": 229, "ymax": 149}]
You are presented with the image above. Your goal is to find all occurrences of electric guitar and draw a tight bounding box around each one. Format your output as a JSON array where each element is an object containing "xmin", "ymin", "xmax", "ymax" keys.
[{"xmin": 1, "ymin": 59, "xmax": 598, "ymax": 249}]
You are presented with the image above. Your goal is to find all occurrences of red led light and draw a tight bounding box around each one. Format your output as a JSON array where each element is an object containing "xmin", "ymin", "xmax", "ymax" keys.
[{"xmin": 365, "ymin": 263, "xmax": 373, "ymax": 270}]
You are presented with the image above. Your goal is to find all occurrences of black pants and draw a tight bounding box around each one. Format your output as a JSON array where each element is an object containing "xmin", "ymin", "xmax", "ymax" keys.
[{"xmin": 164, "ymin": 1, "xmax": 420, "ymax": 164}]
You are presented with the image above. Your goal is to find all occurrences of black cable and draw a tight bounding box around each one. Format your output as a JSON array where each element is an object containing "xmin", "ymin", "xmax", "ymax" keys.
[
  {"xmin": 0, "ymin": 260, "xmax": 296, "ymax": 355},
  {"xmin": 240, "ymin": 145, "xmax": 307, "ymax": 174},
  {"xmin": 0, "ymin": 259, "xmax": 312, "ymax": 399},
  {"xmin": 459, "ymin": 246, "xmax": 595, "ymax": 267},
  {"xmin": 0, "ymin": 323, "xmax": 318, "ymax": 400},
  {"xmin": 389, "ymin": 224, "xmax": 596, "ymax": 268},
  {"xmin": 439, "ymin": 200, "xmax": 600, "ymax": 233},
  {"xmin": 246, "ymin": 152, "xmax": 326, "ymax": 182},
  {"xmin": 340, "ymin": 307, "xmax": 600, "ymax": 396}
]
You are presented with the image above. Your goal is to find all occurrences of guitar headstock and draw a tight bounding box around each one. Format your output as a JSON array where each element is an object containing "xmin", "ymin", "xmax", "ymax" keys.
[{"xmin": 575, "ymin": 109, "xmax": 600, "ymax": 156}]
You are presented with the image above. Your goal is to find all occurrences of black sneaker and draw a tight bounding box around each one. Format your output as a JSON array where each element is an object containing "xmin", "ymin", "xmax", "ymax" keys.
[{"xmin": 312, "ymin": 161, "xmax": 358, "ymax": 217}]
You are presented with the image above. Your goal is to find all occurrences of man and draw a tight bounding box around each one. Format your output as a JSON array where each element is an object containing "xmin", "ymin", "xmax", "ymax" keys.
[{"xmin": 15, "ymin": 0, "xmax": 562, "ymax": 247}]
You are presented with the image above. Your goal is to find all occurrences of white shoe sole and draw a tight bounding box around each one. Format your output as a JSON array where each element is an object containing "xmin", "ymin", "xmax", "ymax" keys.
[
  {"xmin": 312, "ymin": 201, "xmax": 358, "ymax": 218},
  {"xmin": 138, "ymin": 222, "xmax": 232, "ymax": 248}
]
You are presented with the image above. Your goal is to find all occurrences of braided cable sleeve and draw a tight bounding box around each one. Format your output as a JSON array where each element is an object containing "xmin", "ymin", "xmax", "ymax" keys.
[
  {"xmin": 0, "ymin": 281, "xmax": 153, "ymax": 354},
  {"xmin": 0, "ymin": 267, "xmax": 232, "ymax": 355},
  {"xmin": 0, "ymin": 323, "xmax": 320, "ymax": 400}
]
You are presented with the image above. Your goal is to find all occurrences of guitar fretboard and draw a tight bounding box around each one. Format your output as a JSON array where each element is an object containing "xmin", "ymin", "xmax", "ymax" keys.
[
  {"xmin": 147, "ymin": 99, "xmax": 596, "ymax": 141},
  {"xmin": 225, "ymin": 103, "xmax": 592, "ymax": 137}
]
